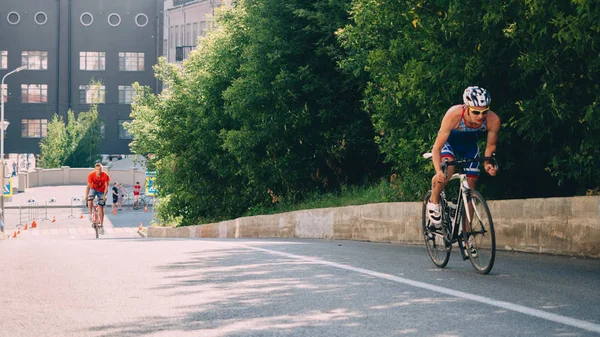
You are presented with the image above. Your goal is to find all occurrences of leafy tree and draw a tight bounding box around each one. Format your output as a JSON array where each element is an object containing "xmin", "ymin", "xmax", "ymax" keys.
[
  {"xmin": 129, "ymin": 0, "xmax": 382, "ymax": 225},
  {"xmin": 38, "ymin": 105, "xmax": 102, "ymax": 168},
  {"xmin": 38, "ymin": 114, "xmax": 68, "ymax": 168},
  {"xmin": 338, "ymin": 0, "xmax": 600, "ymax": 199},
  {"xmin": 129, "ymin": 5, "xmax": 250, "ymax": 224},
  {"xmin": 64, "ymin": 106, "xmax": 103, "ymax": 168}
]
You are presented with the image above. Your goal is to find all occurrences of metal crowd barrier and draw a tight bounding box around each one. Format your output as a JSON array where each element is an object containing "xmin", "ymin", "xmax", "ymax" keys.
[{"xmin": 18, "ymin": 201, "xmax": 51, "ymax": 227}]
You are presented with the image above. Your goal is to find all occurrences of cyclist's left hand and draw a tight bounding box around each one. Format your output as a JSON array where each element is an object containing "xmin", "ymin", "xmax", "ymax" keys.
[{"xmin": 485, "ymin": 162, "xmax": 497, "ymax": 176}]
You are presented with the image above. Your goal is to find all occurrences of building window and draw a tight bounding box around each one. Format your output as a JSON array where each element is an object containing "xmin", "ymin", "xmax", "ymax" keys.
[
  {"xmin": 7, "ymin": 12, "xmax": 20, "ymax": 25},
  {"xmin": 0, "ymin": 51, "xmax": 6, "ymax": 69},
  {"xmin": 108, "ymin": 13, "xmax": 121, "ymax": 27},
  {"xmin": 175, "ymin": 26, "xmax": 179, "ymax": 47},
  {"xmin": 119, "ymin": 52, "xmax": 144, "ymax": 71},
  {"xmin": 118, "ymin": 120, "xmax": 133, "ymax": 139},
  {"xmin": 179, "ymin": 25, "xmax": 184, "ymax": 45},
  {"xmin": 79, "ymin": 52, "xmax": 106, "ymax": 71},
  {"xmin": 135, "ymin": 14, "xmax": 148, "ymax": 27},
  {"xmin": 186, "ymin": 23, "xmax": 192, "ymax": 45},
  {"xmin": 192, "ymin": 23, "xmax": 198, "ymax": 46},
  {"xmin": 79, "ymin": 84, "xmax": 105, "ymax": 104},
  {"xmin": 22, "ymin": 51, "xmax": 48, "ymax": 70},
  {"xmin": 21, "ymin": 84, "xmax": 48, "ymax": 103},
  {"xmin": 21, "ymin": 119, "xmax": 48, "ymax": 138},
  {"xmin": 170, "ymin": 26, "xmax": 175, "ymax": 49},
  {"xmin": 200, "ymin": 21, "xmax": 206, "ymax": 36},
  {"xmin": 35, "ymin": 12, "xmax": 48, "ymax": 25},
  {"xmin": 118, "ymin": 85, "xmax": 135, "ymax": 104},
  {"xmin": 80, "ymin": 12, "xmax": 93, "ymax": 26},
  {"xmin": 1, "ymin": 84, "xmax": 7, "ymax": 103}
]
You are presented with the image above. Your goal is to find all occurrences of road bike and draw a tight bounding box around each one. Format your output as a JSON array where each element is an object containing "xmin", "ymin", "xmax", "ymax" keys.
[
  {"xmin": 90, "ymin": 197, "xmax": 106, "ymax": 239},
  {"xmin": 421, "ymin": 153, "xmax": 497, "ymax": 274},
  {"xmin": 133, "ymin": 193, "xmax": 153, "ymax": 210}
]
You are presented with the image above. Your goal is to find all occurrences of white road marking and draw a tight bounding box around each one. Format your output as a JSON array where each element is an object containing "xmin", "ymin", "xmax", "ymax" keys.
[{"xmin": 243, "ymin": 245, "xmax": 600, "ymax": 334}]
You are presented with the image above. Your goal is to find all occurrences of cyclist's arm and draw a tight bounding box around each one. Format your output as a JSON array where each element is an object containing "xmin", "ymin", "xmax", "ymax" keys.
[
  {"xmin": 484, "ymin": 111, "xmax": 501, "ymax": 159},
  {"xmin": 85, "ymin": 182, "xmax": 91, "ymax": 200},
  {"xmin": 103, "ymin": 181, "xmax": 109, "ymax": 200},
  {"xmin": 432, "ymin": 107, "xmax": 460, "ymax": 174}
]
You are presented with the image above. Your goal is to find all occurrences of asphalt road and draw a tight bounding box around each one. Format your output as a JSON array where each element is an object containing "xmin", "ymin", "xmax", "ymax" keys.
[{"xmin": 1, "ymin": 235, "xmax": 599, "ymax": 337}]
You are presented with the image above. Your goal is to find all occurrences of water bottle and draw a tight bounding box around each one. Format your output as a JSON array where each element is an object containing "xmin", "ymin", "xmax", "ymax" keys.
[
  {"xmin": 448, "ymin": 200, "xmax": 457, "ymax": 218},
  {"xmin": 447, "ymin": 200, "xmax": 457, "ymax": 232}
]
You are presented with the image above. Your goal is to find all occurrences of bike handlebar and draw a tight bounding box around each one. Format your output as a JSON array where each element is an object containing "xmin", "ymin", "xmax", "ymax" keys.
[{"xmin": 441, "ymin": 153, "xmax": 498, "ymax": 178}]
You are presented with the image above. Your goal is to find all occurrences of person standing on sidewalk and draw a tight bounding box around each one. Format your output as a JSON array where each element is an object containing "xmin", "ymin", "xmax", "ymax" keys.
[
  {"xmin": 117, "ymin": 183, "xmax": 126, "ymax": 210},
  {"xmin": 133, "ymin": 181, "xmax": 141, "ymax": 208},
  {"xmin": 112, "ymin": 182, "xmax": 119, "ymax": 213}
]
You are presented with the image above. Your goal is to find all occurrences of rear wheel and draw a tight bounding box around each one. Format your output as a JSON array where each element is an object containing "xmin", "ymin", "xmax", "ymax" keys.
[
  {"xmin": 464, "ymin": 190, "xmax": 495, "ymax": 274},
  {"xmin": 422, "ymin": 191, "xmax": 451, "ymax": 268},
  {"xmin": 137, "ymin": 197, "xmax": 146, "ymax": 210}
]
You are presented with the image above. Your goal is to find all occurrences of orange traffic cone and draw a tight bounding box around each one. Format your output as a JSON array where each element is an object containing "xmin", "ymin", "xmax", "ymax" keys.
[
  {"xmin": 113, "ymin": 207, "xmax": 117, "ymax": 215},
  {"xmin": 144, "ymin": 205, "xmax": 148, "ymax": 212},
  {"xmin": 24, "ymin": 223, "xmax": 28, "ymax": 230},
  {"xmin": 52, "ymin": 216, "xmax": 56, "ymax": 223},
  {"xmin": 80, "ymin": 212, "xmax": 84, "ymax": 219},
  {"xmin": 12, "ymin": 231, "xmax": 17, "ymax": 238},
  {"xmin": 138, "ymin": 222, "xmax": 143, "ymax": 231},
  {"xmin": 17, "ymin": 228, "xmax": 21, "ymax": 234},
  {"xmin": 31, "ymin": 220, "xmax": 37, "ymax": 228}
]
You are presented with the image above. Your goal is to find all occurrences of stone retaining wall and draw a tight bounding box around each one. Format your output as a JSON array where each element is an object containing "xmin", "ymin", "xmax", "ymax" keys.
[{"xmin": 147, "ymin": 196, "xmax": 600, "ymax": 258}]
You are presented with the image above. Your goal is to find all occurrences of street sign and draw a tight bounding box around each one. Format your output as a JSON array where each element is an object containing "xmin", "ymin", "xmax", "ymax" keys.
[
  {"xmin": 145, "ymin": 171, "xmax": 157, "ymax": 196},
  {"xmin": 3, "ymin": 178, "xmax": 12, "ymax": 197}
]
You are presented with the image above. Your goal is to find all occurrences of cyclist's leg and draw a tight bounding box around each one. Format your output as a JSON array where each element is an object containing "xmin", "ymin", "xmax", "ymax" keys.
[
  {"xmin": 430, "ymin": 142, "xmax": 456, "ymax": 204},
  {"xmin": 87, "ymin": 189, "xmax": 97, "ymax": 221},
  {"xmin": 97, "ymin": 200, "xmax": 106, "ymax": 235}
]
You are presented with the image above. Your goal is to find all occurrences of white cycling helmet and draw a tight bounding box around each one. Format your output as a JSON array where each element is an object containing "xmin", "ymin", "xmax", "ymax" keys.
[{"xmin": 463, "ymin": 86, "xmax": 491, "ymax": 107}]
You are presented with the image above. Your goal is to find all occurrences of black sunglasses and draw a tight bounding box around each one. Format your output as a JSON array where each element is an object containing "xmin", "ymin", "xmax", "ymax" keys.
[{"xmin": 468, "ymin": 107, "xmax": 489, "ymax": 116}]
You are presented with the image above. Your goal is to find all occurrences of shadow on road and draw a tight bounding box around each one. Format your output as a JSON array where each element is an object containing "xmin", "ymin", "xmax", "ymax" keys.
[{"xmin": 81, "ymin": 240, "xmax": 592, "ymax": 337}]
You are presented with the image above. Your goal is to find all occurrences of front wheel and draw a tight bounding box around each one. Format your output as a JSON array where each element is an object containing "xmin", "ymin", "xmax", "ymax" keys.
[
  {"xmin": 422, "ymin": 190, "xmax": 451, "ymax": 268},
  {"xmin": 464, "ymin": 190, "xmax": 496, "ymax": 274},
  {"xmin": 134, "ymin": 197, "xmax": 146, "ymax": 210}
]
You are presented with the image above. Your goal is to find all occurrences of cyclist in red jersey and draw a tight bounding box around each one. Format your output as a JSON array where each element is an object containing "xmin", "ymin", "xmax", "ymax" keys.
[{"xmin": 85, "ymin": 163, "xmax": 110, "ymax": 234}]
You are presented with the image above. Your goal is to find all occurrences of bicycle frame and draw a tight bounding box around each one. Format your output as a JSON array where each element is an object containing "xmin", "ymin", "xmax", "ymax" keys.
[
  {"xmin": 425, "ymin": 154, "xmax": 496, "ymax": 251},
  {"xmin": 446, "ymin": 168, "xmax": 493, "ymax": 235},
  {"xmin": 422, "ymin": 152, "xmax": 498, "ymax": 273}
]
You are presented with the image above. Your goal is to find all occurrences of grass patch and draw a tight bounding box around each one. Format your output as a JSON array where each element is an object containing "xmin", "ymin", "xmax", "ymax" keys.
[{"xmin": 242, "ymin": 179, "xmax": 402, "ymax": 217}]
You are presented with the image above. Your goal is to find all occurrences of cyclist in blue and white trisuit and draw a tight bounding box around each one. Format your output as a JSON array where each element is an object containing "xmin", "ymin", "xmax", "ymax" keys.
[{"xmin": 427, "ymin": 86, "xmax": 501, "ymax": 226}]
